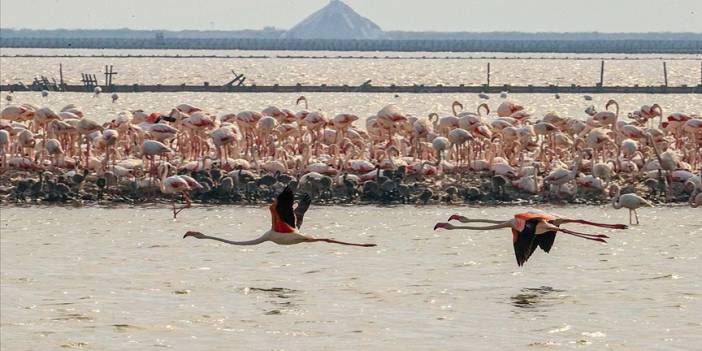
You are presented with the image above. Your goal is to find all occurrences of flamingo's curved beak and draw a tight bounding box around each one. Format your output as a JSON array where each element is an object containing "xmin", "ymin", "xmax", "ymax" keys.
[
  {"xmin": 448, "ymin": 214, "xmax": 463, "ymax": 222},
  {"xmin": 434, "ymin": 223, "xmax": 448, "ymax": 230}
]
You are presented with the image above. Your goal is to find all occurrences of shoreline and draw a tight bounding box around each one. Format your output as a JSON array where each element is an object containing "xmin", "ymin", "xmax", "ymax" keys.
[{"xmin": 1, "ymin": 169, "xmax": 691, "ymax": 208}]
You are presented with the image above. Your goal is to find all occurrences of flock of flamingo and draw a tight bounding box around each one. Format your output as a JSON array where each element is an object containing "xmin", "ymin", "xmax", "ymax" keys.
[
  {"xmin": 1, "ymin": 91, "xmax": 701, "ymax": 265},
  {"xmin": 1, "ymin": 93, "xmax": 701, "ymax": 221}
]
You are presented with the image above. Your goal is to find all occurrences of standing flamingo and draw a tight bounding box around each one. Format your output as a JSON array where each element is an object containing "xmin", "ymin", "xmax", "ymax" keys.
[
  {"xmin": 690, "ymin": 189, "xmax": 702, "ymax": 208},
  {"xmin": 160, "ymin": 165, "xmax": 202, "ymax": 218},
  {"xmin": 497, "ymin": 101, "xmax": 524, "ymax": 117},
  {"xmin": 434, "ymin": 212, "xmax": 627, "ymax": 266},
  {"xmin": 183, "ymin": 186, "xmax": 377, "ymax": 247},
  {"xmin": 609, "ymin": 185, "xmax": 653, "ymax": 224}
]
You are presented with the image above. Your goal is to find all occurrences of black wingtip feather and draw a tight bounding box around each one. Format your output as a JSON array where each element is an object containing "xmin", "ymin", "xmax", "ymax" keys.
[{"xmin": 294, "ymin": 192, "xmax": 312, "ymax": 229}]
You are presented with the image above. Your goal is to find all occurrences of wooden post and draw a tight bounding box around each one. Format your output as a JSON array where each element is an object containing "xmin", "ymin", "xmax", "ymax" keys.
[
  {"xmin": 599, "ymin": 60, "xmax": 605, "ymax": 86},
  {"xmin": 663, "ymin": 61, "xmax": 668, "ymax": 87},
  {"xmin": 103, "ymin": 65, "xmax": 117, "ymax": 87},
  {"xmin": 59, "ymin": 63, "xmax": 64, "ymax": 86},
  {"xmin": 487, "ymin": 62, "xmax": 491, "ymax": 87}
]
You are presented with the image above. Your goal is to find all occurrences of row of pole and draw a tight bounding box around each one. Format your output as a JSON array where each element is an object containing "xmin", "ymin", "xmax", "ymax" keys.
[
  {"xmin": 485, "ymin": 60, "xmax": 702, "ymax": 87},
  {"xmin": 52, "ymin": 60, "xmax": 702, "ymax": 89}
]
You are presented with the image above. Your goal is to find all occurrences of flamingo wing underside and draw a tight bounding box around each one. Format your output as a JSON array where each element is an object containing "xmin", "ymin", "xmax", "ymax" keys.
[
  {"xmin": 294, "ymin": 193, "xmax": 312, "ymax": 229},
  {"xmin": 513, "ymin": 228, "xmax": 539, "ymax": 266},
  {"xmin": 537, "ymin": 231, "xmax": 557, "ymax": 253},
  {"xmin": 275, "ymin": 186, "xmax": 297, "ymax": 229}
]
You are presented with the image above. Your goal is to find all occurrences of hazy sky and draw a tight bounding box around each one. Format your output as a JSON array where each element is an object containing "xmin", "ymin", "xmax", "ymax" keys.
[{"xmin": 1, "ymin": 0, "xmax": 700, "ymax": 32}]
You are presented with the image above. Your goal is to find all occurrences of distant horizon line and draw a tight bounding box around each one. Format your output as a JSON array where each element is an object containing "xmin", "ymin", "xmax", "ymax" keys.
[{"xmin": 2, "ymin": 28, "xmax": 702, "ymax": 35}]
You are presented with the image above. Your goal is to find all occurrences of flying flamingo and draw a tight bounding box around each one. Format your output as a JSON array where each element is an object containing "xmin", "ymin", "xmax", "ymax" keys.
[
  {"xmin": 434, "ymin": 212, "xmax": 627, "ymax": 266},
  {"xmin": 183, "ymin": 186, "xmax": 377, "ymax": 247}
]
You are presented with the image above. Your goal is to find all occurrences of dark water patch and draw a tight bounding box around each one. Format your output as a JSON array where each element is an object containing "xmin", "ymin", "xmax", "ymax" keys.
[
  {"xmin": 113, "ymin": 324, "xmax": 144, "ymax": 332},
  {"xmin": 60, "ymin": 341, "xmax": 88, "ymax": 348},
  {"xmin": 294, "ymin": 320, "xmax": 338, "ymax": 325},
  {"xmin": 52, "ymin": 313, "xmax": 93, "ymax": 321},
  {"xmin": 510, "ymin": 286, "xmax": 567, "ymax": 310},
  {"xmin": 44, "ymin": 302, "xmax": 75, "ymax": 306},
  {"xmin": 640, "ymin": 274, "xmax": 680, "ymax": 280},
  {"xmin": 247, "ymin": 287, "xmax": 299, "ymax": 295},
  {"xmin": 244, "ymin": 287, "xmax": 302, "ymax": 308}
]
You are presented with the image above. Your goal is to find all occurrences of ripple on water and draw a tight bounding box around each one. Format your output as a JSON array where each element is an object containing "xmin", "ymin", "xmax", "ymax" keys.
[
  {"xmin": 582, "ymin": 331, "xmax": 606, "ymax": 338},
  {"xmin": 548, "ymin": 325, "xmax": 571, "ymax": 333},
  {"xmin": 2, "ymin": 206, "xmax": 700, "ymax": 350}
]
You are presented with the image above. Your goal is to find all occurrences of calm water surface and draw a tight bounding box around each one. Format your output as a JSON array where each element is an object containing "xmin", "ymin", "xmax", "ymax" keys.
[
  {"xmin": 2, "ymin": 48, "xmax": 700, "ymax": 124},
  {"xmin": 2, "ymin": 49, "xmax": 701, "ymax": 86},
  {"xmin": 1, "ymin": 205, "xmax": 700, "ymax": 350}
]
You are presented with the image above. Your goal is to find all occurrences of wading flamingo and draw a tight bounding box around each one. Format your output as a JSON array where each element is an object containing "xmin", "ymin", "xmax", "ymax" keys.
[
  {"xmin": 160, "ymin": 165, "xmax": 202, "ymax": 219},
  {"xmin": 609, "ymin": 185, "xmax": 653, "ymax": 225}
]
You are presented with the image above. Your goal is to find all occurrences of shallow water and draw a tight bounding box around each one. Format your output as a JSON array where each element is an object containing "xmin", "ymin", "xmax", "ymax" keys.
[
  {"xmin": 1, "ymin": 205, "xmax": 700, "ymax": 350},
  {"xmin": 4, "ymin": 91, "xmax": 702, "ymax": 127},
  {"xmin": 2, "ymin": 49, "xmax": 701, "ymax": 86},
  {"xmin": 3, "ymin": 48, "xmax": 700, "ymax": 124}
]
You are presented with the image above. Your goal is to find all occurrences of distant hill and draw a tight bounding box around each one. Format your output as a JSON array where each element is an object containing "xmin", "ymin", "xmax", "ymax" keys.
[
  {"xmin": 282, "ymin": 0, "xmax": 384, "ymax": 40},
  {"xmin": 1, "ymin": 0, "xmax": 701, "ymax": 53}
]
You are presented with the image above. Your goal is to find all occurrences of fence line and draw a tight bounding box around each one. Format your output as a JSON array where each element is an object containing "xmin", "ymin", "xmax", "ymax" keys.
[{"xmin": 3, "ymin": 83, "xmax": 700, "ymax": 94}]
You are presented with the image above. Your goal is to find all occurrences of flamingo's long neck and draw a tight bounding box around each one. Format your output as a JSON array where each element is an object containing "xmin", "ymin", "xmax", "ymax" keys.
[
  {"xmin": 452, "ymin": 102, "xmax": 462, "ymax": 117},
  {"xmin": 655, "ymin": 105, "xmax": 663, "ymax": 128},
  {"xmin": 440, "ymin": 222, "xmax": 512, "ymax": 230},
  {"xmin": 455, "ymin": 218, "xmax": 506, "ymax": 224},
  {"xmin": 611, "ymin": 189, "xmax": 623, "ymax": 209},
  {"xmin": 199, "ymin": 233, "xmax": 269, "ymax": 246},
  {"xmin": 159, "ymin": 165, "xmax": 168, "ymax": 192},
  {"xmin": 427, "ymin": 113, "xmax": 439, "ymax": 130},
  {"xmin": 477, "ymin": 103, "xmax": 489, "ymax": 117},
  {"xmin": 570, "ymin": 152, "xmax": 582, "ymax": 178}
]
